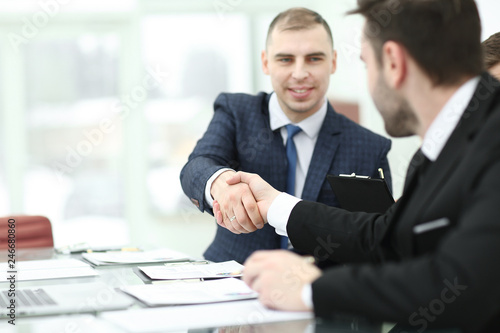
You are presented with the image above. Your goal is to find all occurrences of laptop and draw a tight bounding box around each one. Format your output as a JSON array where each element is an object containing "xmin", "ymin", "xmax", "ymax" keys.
[
  {"xmin": 327, "ymin": 174, "xmax": 395, "ymax": 213},
  {"xmin": 0, "ymin": 281, "xmax": 134, "ymax": 318}
]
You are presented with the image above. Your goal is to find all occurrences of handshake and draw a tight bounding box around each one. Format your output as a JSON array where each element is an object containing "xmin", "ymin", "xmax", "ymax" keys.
[
  {"xmin": 211, "ymin": 171, "xmax": 322, "ymax": 312},
  {"xmin": 210, "ymin": 171, "xmax": 282, "ymax": 234}
]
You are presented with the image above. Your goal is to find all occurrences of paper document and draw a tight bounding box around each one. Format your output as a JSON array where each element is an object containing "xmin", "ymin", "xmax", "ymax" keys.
[
  {"xmin": 121, "ymin": 278, "xmax": 257, "ymax": 306},
  {"xmin": 100, "ymin": 299, "xmax": 313, "ymax": 332},
  {"xmin": 139, "ymin": 260, "xmax": 243, "ymax": 280},
  {"xmin": 81, "ymin": 249, "xmax": 191, "ymax": 266},
  {"xmin": 0, "ymin": 259, "xmax": 97, "ymax": 281}
]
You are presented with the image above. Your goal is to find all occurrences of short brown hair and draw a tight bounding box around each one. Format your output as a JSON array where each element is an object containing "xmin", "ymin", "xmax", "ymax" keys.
[
  {"xmin": 349, "ymin": 0, "xmax": 484, "ymax": 86},
  {"xmin": 266, "ymin": 7, "xmax": 333, "ymax": 48},
  {"xmin": 483, "ymin": 32, "xmax": 500, "ymax": 69}
]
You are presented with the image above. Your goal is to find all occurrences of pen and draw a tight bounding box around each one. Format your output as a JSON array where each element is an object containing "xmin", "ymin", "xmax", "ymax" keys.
[
  {"xmin": 378, "ymin": 168, "xmax": 385, "ymax": 179},
  {"xmin": 68, "ymin": 247, "xmax": 140, "ymax": 254}
]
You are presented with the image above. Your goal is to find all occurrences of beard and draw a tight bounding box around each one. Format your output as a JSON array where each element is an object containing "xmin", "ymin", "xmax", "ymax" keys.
[{"xmin": 372, "ymin": 74, "xmax": 418, "ymax": 138}]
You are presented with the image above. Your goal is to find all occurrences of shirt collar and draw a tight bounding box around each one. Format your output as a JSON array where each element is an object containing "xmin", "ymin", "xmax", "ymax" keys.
[
  {"xmin": 421, "ymin": 76, "xmax": 480, "ymax": 161},
  {"xmin": 269, "ymin": 92, "xmax": 327, "ymax": 139}
]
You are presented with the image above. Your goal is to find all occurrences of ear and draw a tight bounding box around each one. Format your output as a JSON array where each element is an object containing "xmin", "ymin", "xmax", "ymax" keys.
[
  {"xmin": 261, "ymin": 50, "xmax": 270, "ymax": 75},
  {"xmin": 330, "ymin": 50, "xmax": 337, "ymax": 75},
  {"xmin": 381, "ymin": 41, "xmax": 406, "ymax": 89}
]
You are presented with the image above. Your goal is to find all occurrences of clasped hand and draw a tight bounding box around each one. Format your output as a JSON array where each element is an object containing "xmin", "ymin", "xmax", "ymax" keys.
[
  {"xmin": 212, "ymin": 172, "xmax": 321, "ymax": 312},
  {"xmin": 211, "ymin": 171, "xmax": 280, "ymax": 234}
]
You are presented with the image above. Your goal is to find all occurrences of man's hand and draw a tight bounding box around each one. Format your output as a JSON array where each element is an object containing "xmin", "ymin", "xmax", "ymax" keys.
[
  {"xmin": 225, "ymin": 172, "xmax": 281, "ymax": 223},
  {"xmin": 243, "ymin": 250, "xmax": 321, "ymax": 311},
  {"xmin": 211, "ymin": 171, "xmax": 264, "ymax": 234}
]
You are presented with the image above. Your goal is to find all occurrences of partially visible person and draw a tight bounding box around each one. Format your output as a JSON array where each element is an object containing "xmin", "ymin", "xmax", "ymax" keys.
[
  {"xmin": 483, "ymin": 32, "xmax": 500, "ymax": 79},
  {"xmin": 217, "ymin": 0, "xmax": 500, "ymax": 332},
  {"xmin": 180, "ymin": 7, "xmax": 392, "ymax": 264}
]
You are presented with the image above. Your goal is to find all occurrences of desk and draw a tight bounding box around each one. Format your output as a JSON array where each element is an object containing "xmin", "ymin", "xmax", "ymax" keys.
[{"xmin": 0, "ymin": 248, "xmax": 388, "ymax": 332}]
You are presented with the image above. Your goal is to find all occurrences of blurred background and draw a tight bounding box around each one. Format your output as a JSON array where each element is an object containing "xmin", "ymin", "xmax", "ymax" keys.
[{"xmin": 0, "ymin": 0, "xmax": 499, "ymax": 257}]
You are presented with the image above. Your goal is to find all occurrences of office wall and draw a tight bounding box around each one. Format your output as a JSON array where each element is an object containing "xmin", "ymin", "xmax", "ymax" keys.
[{"xmin": 0, "ymin": 0, "xmax": 499, "ymax": 258}]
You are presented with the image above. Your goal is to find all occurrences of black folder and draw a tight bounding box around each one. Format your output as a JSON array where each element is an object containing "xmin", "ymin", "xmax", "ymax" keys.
[{"xmin": 326, "ymin": 174, "xmax": 394, "ymax": 213}]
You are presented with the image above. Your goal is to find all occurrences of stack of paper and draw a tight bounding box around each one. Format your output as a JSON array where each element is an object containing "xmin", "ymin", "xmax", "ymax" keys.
[
  {"xmin": 139, "ymin": 260, "xmax": 243, "ymax": 280},
  {"xmin": 81, "ymin": 249, "xmax": 191, "ymax": 266},
  {"xmin": 0, "ymin": 259, "xmax": 98, "ymax": 281},
  {"xmin": 121, "ymin": 278, "xmax": 257, "ymax": 306}
]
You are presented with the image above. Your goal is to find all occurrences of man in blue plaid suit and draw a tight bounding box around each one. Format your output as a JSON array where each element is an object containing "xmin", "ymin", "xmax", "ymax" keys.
[{"xmin": 180, "ymin": 7, "xmax": 392, "ymax": 264}]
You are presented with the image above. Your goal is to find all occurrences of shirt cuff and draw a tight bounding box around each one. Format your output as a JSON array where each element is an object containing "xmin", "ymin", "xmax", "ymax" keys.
[
  {"xmin": 301, "ymin": 283, "xmax": 314, "ymax": 310},
  {"xmin": 267, "ymin": 192, "xmax": 301, "ymax": 236},
  {"xmin": 204, "ymin": 168, "xmax": 234, "ymax": 208}
]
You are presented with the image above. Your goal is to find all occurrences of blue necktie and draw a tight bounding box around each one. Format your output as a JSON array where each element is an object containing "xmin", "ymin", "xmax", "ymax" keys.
[{"xmin": 281, "ymin": 124, "xmax": 302, "ymax": 249}]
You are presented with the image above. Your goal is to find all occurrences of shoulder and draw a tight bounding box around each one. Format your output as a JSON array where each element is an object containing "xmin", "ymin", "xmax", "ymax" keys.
[
  {"xmin": 214, "ymin": 92, "xmax": 270, "ymax": 111},
  {"xmin": 212, "ymin": 92, "xmax": 272, "ymax": 129}
]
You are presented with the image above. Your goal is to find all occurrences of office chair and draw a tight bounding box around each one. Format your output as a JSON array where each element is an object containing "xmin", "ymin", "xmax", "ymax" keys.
[{"xmin": 0, "ymin": 215, "xmax": 54, "ymax": 249}]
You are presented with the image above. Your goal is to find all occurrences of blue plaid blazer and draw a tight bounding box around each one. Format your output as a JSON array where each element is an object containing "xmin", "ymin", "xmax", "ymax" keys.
[{"xmin": 180, "ymin": 92, "xmax": 392, "ymax": 263}]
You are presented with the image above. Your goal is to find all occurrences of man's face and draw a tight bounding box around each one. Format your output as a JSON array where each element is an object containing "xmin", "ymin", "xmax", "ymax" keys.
[
  {"xmin": 360, "ymin": 34, "xmax": 417, "ymax": 137},
  {"xmin": 262, "ymin": 25, "xmax": 336, "ymax": 123}
]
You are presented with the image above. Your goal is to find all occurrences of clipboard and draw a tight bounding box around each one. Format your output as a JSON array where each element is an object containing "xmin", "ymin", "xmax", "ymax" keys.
[{"xmin": 326, "ymin": 174, "xmax": 394, "ymax": 213}]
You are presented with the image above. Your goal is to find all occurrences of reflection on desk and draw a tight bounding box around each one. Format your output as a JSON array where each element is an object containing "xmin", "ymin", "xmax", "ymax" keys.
[{"xmin": 0, "ymin": 314, "xmax": 123, "ymax": 333}]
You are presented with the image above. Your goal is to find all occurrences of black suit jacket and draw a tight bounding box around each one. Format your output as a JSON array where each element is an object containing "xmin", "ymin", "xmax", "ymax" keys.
[{"xmin": 287, "ymin": 73, "xmax": 500, "ymax": 332}]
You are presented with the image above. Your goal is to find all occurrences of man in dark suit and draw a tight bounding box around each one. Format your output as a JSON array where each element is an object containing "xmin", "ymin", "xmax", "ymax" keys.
[
  {"xmin": 218, "ymin": 0, "xmax": 500, "ymax": 331},
  {"xmin": 180, "ymin": 7, "xmax": 392, "ymax": 264}
]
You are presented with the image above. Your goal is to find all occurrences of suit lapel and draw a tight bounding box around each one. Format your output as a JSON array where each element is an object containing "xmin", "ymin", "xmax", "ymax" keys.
[
  {"xmin": 397, "ymin": 73, "xmax": 500, "ymax": 255},
  {"xmin": 401, "ymin": 149, "xmax": 427, "ymax": 194},
  {"xmin": 301, "ymin": 103, "xmax": 342, "ymax": 201},
  {"xmin": 261, "ymin": 93, "xmax": 288, "ymax": 192},
  {"xmin": 404, "ymin": 132, "xmax": 466, "ymax": 221}
]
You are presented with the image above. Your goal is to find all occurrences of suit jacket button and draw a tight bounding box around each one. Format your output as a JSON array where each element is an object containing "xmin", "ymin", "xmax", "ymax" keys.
[{"xmin": 190, "ymin": 198, "xmax": 200, "ymax": 208}]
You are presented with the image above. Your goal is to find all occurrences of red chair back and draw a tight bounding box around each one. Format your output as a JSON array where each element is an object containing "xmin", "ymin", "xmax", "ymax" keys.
[{"xmin": 0, "ymin": 216, "xmax": 54, "ymax": 249}]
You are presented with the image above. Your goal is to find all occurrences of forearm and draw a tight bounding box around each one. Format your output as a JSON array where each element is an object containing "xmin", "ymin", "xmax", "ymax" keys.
[
  {"xmin": 287, "ymin": 201, "xmax": 396, "ymax": 264},
  {"xmin": 180, "ymin": 156, "xmax": 231, "ymax": 213},
  {"xmin": 311, "ymin": 252, "xmax": 482, "ymax": 330}
]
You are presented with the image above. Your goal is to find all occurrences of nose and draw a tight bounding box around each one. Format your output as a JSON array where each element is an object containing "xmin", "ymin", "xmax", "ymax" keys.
[{"xmin": 291, "ymin": 60, "xmax": 309, "ymax": 81}]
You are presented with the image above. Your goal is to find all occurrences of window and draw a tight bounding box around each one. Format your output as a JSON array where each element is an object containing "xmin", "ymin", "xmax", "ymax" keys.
[
  {"xmin": 141, "ymin": 14, "xmax": 252, "ymax": 216},
  {"xmin": 16, "ymin": 31, "xmax": 128, "ymax": 247}
]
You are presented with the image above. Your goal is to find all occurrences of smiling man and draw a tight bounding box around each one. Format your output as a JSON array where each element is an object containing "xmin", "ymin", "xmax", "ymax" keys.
[
  {"xmin": 263, "ymin": 22, "xmax": 333, "ymax": 124},
  {"xmin": 180, "ymin": 7, "xmax": 392, "ymax": 264}
]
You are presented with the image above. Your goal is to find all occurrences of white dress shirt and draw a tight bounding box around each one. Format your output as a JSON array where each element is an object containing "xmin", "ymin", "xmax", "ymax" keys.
[
  {"xmin": 269, "ymin": 92, "xmax": 327, "ymax": 197},
  {"xmin": 266, "ymin": 76, "xmax": 480, "ymax": 310},
  {"xmin": 204, "ymin": 92, "xmax": 327, "ymax": 207},
  {"xmin": 421, "ymin": 76, "xmax": 480, "ymax": 161}
]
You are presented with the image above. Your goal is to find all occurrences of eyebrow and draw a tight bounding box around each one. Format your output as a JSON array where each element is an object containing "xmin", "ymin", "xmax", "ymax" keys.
[{"xmin": 274, "ymin": 52, "xmax": 327, "ymax": 58}]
